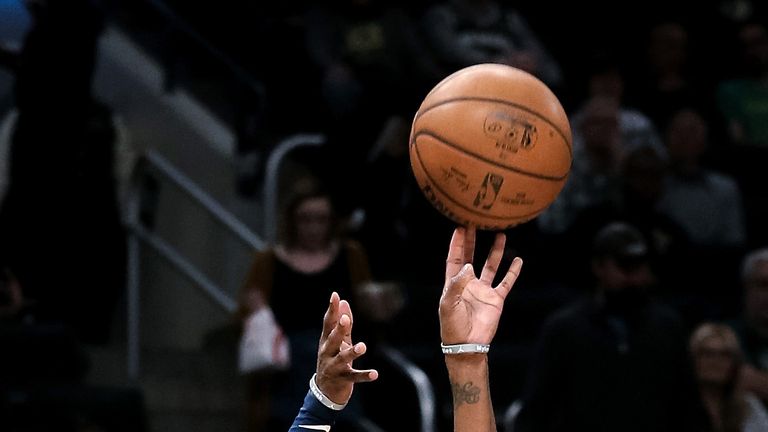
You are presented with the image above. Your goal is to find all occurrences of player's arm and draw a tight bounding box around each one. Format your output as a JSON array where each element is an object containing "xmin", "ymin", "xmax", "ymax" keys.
[
  {"xmin": 439, "ymin": 227, "xmax": 523, "ymax": 432},
  {"xmin": 289, "ymin": 292, "xmax": 378, "ymax": 432}
]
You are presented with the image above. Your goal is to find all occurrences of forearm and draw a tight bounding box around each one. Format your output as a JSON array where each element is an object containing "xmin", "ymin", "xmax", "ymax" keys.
[
  {"xmin": 289, "ymin": 390, "xmax": 340, "ymax": 432},
  {"xmin": 445, "ymin": 354, "xmax": 495, "ymax": 432}
]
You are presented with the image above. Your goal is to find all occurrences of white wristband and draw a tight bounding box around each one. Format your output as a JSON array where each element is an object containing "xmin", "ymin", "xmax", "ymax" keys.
[
  {"xmin": 309, "ymin": 373, "xmax": 347, "ymax": 411},
  {"xmin": 441, "ymin": 343, "xmax": 490, "ymax": 355}
]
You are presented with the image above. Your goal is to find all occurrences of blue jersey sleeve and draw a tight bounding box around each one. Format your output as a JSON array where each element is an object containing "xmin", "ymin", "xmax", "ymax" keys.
[{"xmin": 288, "ymin": 390, "xmax": 341, "ymax": 431}]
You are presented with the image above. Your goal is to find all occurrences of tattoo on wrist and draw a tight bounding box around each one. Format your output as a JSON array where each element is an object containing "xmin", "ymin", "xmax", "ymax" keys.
[{"xmin": 451, "ymin": 381, "xmax": 481, "ymax": 406}]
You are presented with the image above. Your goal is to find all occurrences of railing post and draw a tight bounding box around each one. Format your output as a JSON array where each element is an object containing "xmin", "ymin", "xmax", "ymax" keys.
[
  {"xmin": 262, "ymin": 134, "xmax": 325, "ymax": 243},
  {"xmin": 127, "ymin": 230, "xmax": 141, "ymax": 380},
  {"xmin": 126, "ymin": 161, "xmax": 144, "ymax": 380}
]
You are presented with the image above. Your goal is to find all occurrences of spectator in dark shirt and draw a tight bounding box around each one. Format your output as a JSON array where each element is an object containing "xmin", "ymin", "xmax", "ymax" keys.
[{"xmin": 514, "ymin": 221, "xmax": 708, "ymax": 432}]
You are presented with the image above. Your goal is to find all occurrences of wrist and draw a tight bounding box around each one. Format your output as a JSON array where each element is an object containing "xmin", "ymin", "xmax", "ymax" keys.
[
  {"xmin": 441, "ymin": 342, "xmax": 490, "ymax": 355},
  {"xmin": 310, "ymin": 374, "xmax": 347, "ymax": 411},
  {"xmin": 445, "ymin": 353, "xmax": 488, "ymax": 365}
]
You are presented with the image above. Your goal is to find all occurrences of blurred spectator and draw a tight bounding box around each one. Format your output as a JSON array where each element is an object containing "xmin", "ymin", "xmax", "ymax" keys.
[
  {"xmin": 717, "ymin": 1, "xmax": 768, "ymax": 32},
  {"xmin": 564, "ymin": 142, "xmax": 685, "ymax": 255},
  {"xmin": 303, "ymin": 0, "xmax": 439, "ymax": 215},
  {"xmin": 0, "ymin": 0, "xmax": 125, "ymax": 345},
  {"xmin": 421, "ymin": 0, "xmax": 562, "ymax": 88},
  {"xmin": 513, "ymin": 222, "xmax": 708, "ymax": 432},
  {"xmin": 233, "ymin": 4, "xmax": 320, "ymax": 197},
  {"xmin": 730, "ymin": 248, "xmax": 768, "ymax": 408},
  {"xmin": 538, "ymin": 91, "xmax": 665, "ymax": 235},
  {"xmin": 0, "ymin": 263, "xmax": 147, "ymax": 432},
  {"xmin": 628, "ymin": 22, "xmax": 714, "ymax": 133},
  {"xmin": 648, "ymin": 108, "xmax": 747, "ymax": 323},
  {"xmin": 538, "ymin": 96, "xmax": 622, "ymax": 235},
  {"xmin": 717, "ymin": 22, "xmax": 768, "ymax": 148},
  {"xmin": 658, "ymin": 109, "xmax": 746, "ymax": 248},
  {"xmin": 690, "ymin": 323, "xmax": 768, "ymax": 432},
  {"xmin": 237, "ymin": 178, "xmax": 374, "ymax": 431},
  {"xmin": 538, "ymin": 53, "xmax": 664, "ymax": 236},
  {"xmin": 715, "ymin": 22, "xmax": 768, "ymax": 247},
  {"xmin": 578, "ymin": 53, "xmax": 664, "ymax": 151}
]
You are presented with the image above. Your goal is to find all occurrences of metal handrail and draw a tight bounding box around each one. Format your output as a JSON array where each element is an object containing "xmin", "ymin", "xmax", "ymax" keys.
[
  {"xmin": 125, "ymin": 140, "xmax": 436, "ymax": 432},
  {"xmin": 125, "ymin": 149, "xmax": 264, "ymax": 378},
  {"xmin": 124, "ymin": 134, "xmax": 325, "ymax": 378},
  {"xmin": 130, "ymin": 223, "xmax": 238, "ymax": 313},
  {"xmin": 262, "ymin": 134, "xmax": 325, "ymax": 243},
  {"xmin": 144, "ymin": 149, "xmax": 265, "ymax": 251},
  {"xmin": 380, "ymin": 345, "xmax": 437, "ymax": 432}
]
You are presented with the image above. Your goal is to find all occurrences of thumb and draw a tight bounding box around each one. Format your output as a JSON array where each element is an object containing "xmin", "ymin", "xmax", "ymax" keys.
[{"xmin": 443, "ymin": 263, "xmax": 474, "ymax": 300}]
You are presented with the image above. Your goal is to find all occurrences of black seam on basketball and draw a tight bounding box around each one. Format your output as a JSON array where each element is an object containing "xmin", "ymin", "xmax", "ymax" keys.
[
  {"xmin": 412, "ymin": 139, "xmax": 553, "ymax": 221},
  {"xmin": 414, "ymin": 130, "xmax": 569, "ymax": 181},
  {"xmin": 414, "ymin": 96, "xmax": 573, "ymax": 157}
]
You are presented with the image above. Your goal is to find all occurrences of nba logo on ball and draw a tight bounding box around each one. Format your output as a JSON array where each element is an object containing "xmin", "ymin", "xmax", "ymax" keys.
[{"xmin": 409, "ymin": 63, "xmax": 572, "ymax": 230}]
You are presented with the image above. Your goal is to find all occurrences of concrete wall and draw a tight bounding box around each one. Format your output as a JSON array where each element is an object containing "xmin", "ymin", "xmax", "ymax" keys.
[{"xmin": 94, "ymin": 28, "xmax": 262, "ymax": 350}]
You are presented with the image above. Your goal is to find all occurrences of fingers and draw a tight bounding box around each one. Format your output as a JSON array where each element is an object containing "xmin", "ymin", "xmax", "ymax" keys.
[
  {"xmin": 480, "ymin": 232, "xmax": 506, "ymax": 284},
  {"xmin": 339, "ymin": 300, "xmax": 353, "ymax": 327},
  {"xmin": 321, "ymin": 292, "xmax": 340, "ymax": 341},
  {"xmin": 335, "ymin": 344, "xmax": 379, "ymax": 382},
  {"xmin": 463, "ymin": 226, "xmax": 476, "ymax": 266},
  {"xmin": 349, "ymin": 369, "xmax": 379, "ymax": 383},
  {"xmin": 338, "ymin": 341, "xmax": 368, "ymax": 364},
  {"xmin": 445, "ymin": 227, "xmax": 466, "ymax": 279},
  {"xmin": 445, "ymin": 226, "xmax": 477, "ymax": 279},
  {"xmin": 495, "ymin": 257, "xmax": 523, "ymax": 299},
  {"xmin": 339, "ymin": 300, "xmax": 354, "ymax": 342},
  {"xmin": 442, "ymin": 262, "xmax": 474, "ymax": 300},
  {"xmin": 322, "ymin": 341, "xmax": 378, "ymax": 381},
  {"xmin": 323, "ymin": 311, "xmax": 350, "ymax": 356}
]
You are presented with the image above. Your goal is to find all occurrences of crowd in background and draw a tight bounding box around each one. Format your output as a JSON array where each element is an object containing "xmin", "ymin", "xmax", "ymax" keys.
[
  {"xmin": 2, "ymin": 0, "xmax": 768, "ymax": 431},
  {"xmin": 212, "ymin": 0, "xmax": 768, "ymax": 430}
]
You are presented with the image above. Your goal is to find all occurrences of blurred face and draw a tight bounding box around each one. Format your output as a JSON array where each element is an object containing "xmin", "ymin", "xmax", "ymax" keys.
[
  {"xmin": 622, "ymin": 148, "xmax": 667, "ymax": 204},
  {"xmin": 666, "ymin": 110, "xmax": 707, "ymax": 164},
  {"xmin": 745, "ymin": 260, "xmax": 768, "ymax": 338},
  {"xmin": 589, "ymin": 69, "xmax": 624, "ymax": 100},
  {"xmin": 694, "ymin": 336, "xmax": 737, "ymax": 386},
  {"xmin": 581, "ymin": 99, "xmax": 620, "ymax": 169},
  {"xmin": 740, "ymin": 24, "xmax": 768, "ymax": 75},
  {"xmin": 593, "ymin": 256, "xmax": 654, "ymax": 292},
  {"xmin": 294, "ymin": 197, "xmax": 333, "ymax": 249},
  {"xmin": 648, "ymin": 23, "xmax": 688, "ymax": 73}
]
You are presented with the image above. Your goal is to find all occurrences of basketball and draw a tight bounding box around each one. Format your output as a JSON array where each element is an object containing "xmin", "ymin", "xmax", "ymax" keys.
[{"xmin": 409, "ymin": 63, "xmax": 572, "ymax": 230}]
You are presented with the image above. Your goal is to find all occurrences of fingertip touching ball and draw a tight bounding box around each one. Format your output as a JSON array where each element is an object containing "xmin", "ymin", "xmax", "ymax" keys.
[{"xmin": 409, "ymin": 63, "xmax": 572, "ymax": 230}]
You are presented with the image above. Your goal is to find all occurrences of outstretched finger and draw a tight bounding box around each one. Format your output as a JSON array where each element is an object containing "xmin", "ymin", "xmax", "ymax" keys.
[
  {"xmin": 495, "ymin": 257, "xmax": 523, "ymax": 299},
  {"xmin": 480, "ymin": 232, "xmax": 506, "ymax": 284},
  {"xmin": 339, "ymin": 300, "xmax": 354, "ymax": 342},
  {"xmin": 445, "ymin": 227, "xmax": 466, "ymax": 279},
  {"xmin": 321, "ymin": 292, "xmax": 341, "ymax": 341},
  {"xmin": 323, "ymin": 313, "xmax": 351, "ymax": 356},
  {"xmin": 337, "ymin": 342, "xmax": 368, "ymax": 364},
  {"xmin": 442, "ymin": 262, "xmax": 474, "ymax": 301},
  {"xmin": 348, "ymin": 368, "xmax": 379, "ymax": 383},
  {"xmin": 463, "ymin": 226, "xmax": 476, "ymax": 266}
]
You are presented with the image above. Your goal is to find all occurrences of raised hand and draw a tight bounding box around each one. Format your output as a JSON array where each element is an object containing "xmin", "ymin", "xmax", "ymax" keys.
[
  {"xmin": 316, "ymin": 292, "xmax": 378, "ymax": 405},
  {"xmin": 439, "ymin": 227, "xmax": 523, "ymax": 345}
]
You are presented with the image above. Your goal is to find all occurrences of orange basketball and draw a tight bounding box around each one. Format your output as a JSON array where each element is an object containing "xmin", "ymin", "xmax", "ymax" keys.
[{"xmin": 409, "ymin": 63, "xmax": 572, "ymax": 230}]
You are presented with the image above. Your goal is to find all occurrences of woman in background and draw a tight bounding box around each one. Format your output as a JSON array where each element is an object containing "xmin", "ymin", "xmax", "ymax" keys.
[
  {"xmin": 690, "ymin": 323, "xmax": 768, "ymax": 432},
  {"xmin": 238, "ymin": 178, "xmax": 371, "ymax": 431}
]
